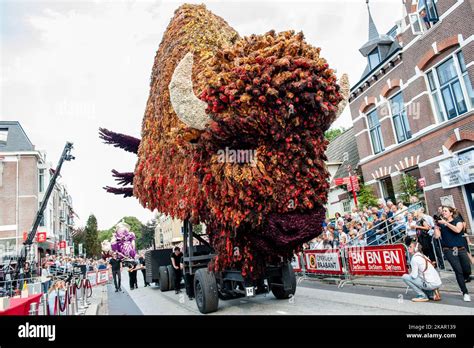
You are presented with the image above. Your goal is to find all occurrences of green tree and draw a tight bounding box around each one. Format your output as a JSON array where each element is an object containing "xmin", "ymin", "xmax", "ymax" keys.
[
  {"xmin": 72, "ymin": 227, "xmax": 86, "ymax": 255},
  {"xmin": 98, "ymin": 228, "xmax": 113, "ymax": 243},
  {"xmin": 324, "ymin": 127, "xmax": 345, "ymax": 142},
  {"xmin": 357, "ymin": 182, "xmax": 379, "ymax": 209},
  {"xmin": 397, "ymin": 174, "xmax": 419, "ymax": 205},
  {"xmin": 140, "ymin": 219, "xmax": 156, "ymax": 250},
  {"xmin": 121, "ymin": 216, "xmax": 143, "ymax": 246},
  {"xmin": 84, "ymin": 214, "xmax": 101, "ymax": 258},
  {"xmin": 193, "ymin": 224, "xmax": 203, "ymax": 235}
]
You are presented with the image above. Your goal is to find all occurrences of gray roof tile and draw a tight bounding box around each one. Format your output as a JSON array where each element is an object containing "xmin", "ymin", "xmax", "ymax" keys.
[
  {"xmin": 326, "ymin": 127, "xmax": 359, "ymax": 179},
  {"xmin": 0, "ymin": 121, "xmax": 35, "ymax": 152}
]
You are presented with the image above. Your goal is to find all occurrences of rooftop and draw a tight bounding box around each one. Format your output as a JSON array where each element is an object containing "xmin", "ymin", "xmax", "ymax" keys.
[
  {"xmin": 326, "ymin": 127, "xmax": 359, "ymax": 179},
  {"xmin": 0, "ymin": 121, "xmax": 35, "ymax": 152}
]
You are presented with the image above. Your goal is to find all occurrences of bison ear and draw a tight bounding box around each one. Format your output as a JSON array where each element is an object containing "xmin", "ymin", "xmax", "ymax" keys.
[
  {"xmin": 335, "ymin": 73, "xmax": 350, "ymax": 119},
  {"xmin": 169, "ymin": 52, "xmax": 210, "ymax": 130}
]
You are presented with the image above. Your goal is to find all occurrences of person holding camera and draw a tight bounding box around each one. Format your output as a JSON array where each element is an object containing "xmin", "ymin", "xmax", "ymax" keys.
[
  {"xmin": 434, "ymin": 206, "xmax": 471, "ymax": 302},
  {"xmin": 415, "ymin": 209, "xmax": 437, "ymax": 266},
  {"xmin": 402, "ymin": 241, "xmax": 442, "ymax": 302}
]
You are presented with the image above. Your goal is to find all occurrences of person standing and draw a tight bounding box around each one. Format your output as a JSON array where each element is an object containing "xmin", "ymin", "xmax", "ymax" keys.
[
  {"xmin": 40, "ymin": 263, "xmax": 52, "ymax": 294},
  {"xmin": 138, "ymin": 254, "xmax": 149, "ymax": 287},
  {"xmin": 415, "ymin": 209, "xmax": 437, "ymax": 265},
  {"xmin": 171, "ymin": 247, "xmax": 183, "ymax": 294},
  {"xmin": 404, "ymin": 212, "xmax": 418, "ymax": 245},
  {"xmin": 434, "ymin": 206, "xmax": 471, "ymax": 302},
  {"xmin": 128, "ymin": 261, "xmax": 138, "ymax": 290},
  {"xmin": 109, "ymin": 252, "xmax": 122, "ymax": 292}
]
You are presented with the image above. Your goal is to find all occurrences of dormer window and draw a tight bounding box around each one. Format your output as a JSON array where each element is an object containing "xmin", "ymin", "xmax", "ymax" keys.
[
  {"xmin": 0, "ymin": 128, "xmax": 8, "ymax": 146},
  {"xmin": 368, "ymin": 48, "xmax": 381, "ymax": 70}
]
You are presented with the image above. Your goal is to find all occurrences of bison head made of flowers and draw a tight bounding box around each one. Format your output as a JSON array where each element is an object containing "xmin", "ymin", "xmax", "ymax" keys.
[{"xmin": 100, "ymin": 4, "xmax": 349, "ymax": 277}]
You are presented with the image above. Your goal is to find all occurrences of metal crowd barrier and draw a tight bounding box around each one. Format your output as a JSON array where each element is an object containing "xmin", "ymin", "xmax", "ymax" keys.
[
  {"xmin": 0, "ymin": 277, "xmax": 43, "ymax": 298},
  {"xmin": 294, "ymin": 243, "xmax": 411, "ymax": 289},
  {"xmin": 17, "ymin": 274, "xmax": 95, "ymax": 316}
]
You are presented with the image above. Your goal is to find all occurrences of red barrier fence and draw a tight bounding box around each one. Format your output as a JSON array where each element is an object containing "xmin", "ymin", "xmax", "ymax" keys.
[
  {"xmin": 346, "ymin": 245, "xmax": 407, "ymax": 276},
  {"xmin": 294, "ymin": 244, "xmax": 408, "ymax": 278}
]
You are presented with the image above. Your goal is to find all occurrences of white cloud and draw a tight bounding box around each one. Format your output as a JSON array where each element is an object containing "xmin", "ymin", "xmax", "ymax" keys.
[{"xmin": 1, "ymin": 0, "xmax": 402, "ymax": 229}]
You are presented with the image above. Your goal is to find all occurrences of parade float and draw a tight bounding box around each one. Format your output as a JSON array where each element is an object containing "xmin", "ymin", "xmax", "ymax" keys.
[{"xmin": 100, "ymin": 4, "xmax": 349, "ymax": 312}]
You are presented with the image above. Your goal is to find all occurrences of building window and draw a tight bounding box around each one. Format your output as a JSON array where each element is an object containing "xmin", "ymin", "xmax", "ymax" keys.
[
  {"xmin": 368, "ymin": 48, "xmax": 381, "ymax": 70},
  {"xmin": 342, "ymin": 200, "xmax": 351, "ymax": 213},
  {"xmin": 457, "ymin": 51, "xmax": 474, "ymax": 107},
  {"xmin": 0, "ymin": 128, "xmax": 8, "ymax": 146},
  {"xmin": 411, "ymin": 0, "xmax": 439, "ymax": 35},
  {"xmin": 405, "ymin": 166, "xmax": 421, "ymax": 181},
  {"xmin": 390, "ymin": 92, "xmax": 411, "ymax": 143},
  {"xmin": 424, "ymin": 0, "xmax": 439, "ymax": 24},
  {"xmin": 380, "ymin": 176, "xmax": 396, "ymax": 203},
  {"xmin": 426, "ymin": 52, "xmax": 472, "ymax": 122},
  {"xmin": 409, "ymin": 13, "xmax": 423, "ymax": 35},
  {"xmin": 39, "ymin": 169, "xmax": 45, "ymax": 193},
  {"xmin": 367, "ymin": 109, "xmax": 384, "ymax": 155},
  {"xmin": 427, "ymin": 71, "xmax": 446, "ymax": 122}
]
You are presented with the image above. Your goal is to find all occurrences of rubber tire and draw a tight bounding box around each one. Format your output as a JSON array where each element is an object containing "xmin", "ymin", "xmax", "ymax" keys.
[
  {"xmin": 194, "ymin": 268, "xmax": 219, "ymax": 314},
  {"xmin": 167, "ymin": 265, "xmax": 176, "ymax": 290},
  {"xmin": 271, "ymin": 263, "xmax": 297, "ymax": 299},
  {"xmin": 159, "ymin": 266, "xmax": 169, "ymax": 292}
]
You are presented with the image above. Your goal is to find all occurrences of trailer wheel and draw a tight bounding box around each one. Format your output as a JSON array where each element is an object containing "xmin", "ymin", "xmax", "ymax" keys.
[
  {"xmin": 167, "ymin": 265, "xmax": 175, "ymax": 290},
  {"xmin": 271, "ymin": 263, "xmax": 296, "ymax": 299},
  {"xmin": 159, "ymin": 266, "xmax": 169, "ymax": 292},
  {"xmin": 194, "ymin": 268, "xmax": 219, "ymax": 314}
]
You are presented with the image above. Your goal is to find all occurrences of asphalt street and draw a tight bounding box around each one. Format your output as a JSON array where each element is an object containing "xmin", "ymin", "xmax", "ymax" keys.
[{"xmin": 106, "ymin": 270, "xmax": 474, "ymax": 315}]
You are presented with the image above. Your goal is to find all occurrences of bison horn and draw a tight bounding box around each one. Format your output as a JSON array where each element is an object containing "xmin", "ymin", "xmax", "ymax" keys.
[
  {"xmin": 335, "ymin": 73, "xmax": 350, "ymax": 118},
  {"xmin": 169, "ymin": 52, "xmax": 210, "ymax": 130}
]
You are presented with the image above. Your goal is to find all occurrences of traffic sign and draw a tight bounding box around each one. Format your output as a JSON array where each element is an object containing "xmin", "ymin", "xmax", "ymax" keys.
[{"xmin": 36, "ymin": 232, "xmax": 47, "ymax": 243}]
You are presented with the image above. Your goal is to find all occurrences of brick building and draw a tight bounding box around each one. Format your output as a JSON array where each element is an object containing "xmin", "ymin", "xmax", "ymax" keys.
[
  {"xmin": 326, "ymin": 128, "xmax": 360, "ymax": 218},
  {"xmin": 0, "ymin": 121, "xmax": 75, "ymax": 260},
  {"xmin": 349, "ymin": 0, "xmax": 474, "ymax": 231}
]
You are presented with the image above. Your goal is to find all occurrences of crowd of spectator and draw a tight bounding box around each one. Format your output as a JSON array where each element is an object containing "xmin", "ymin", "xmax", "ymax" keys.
[{"xmin": 305, "ymin": 198, "xmax": 445, "ymax": 265}]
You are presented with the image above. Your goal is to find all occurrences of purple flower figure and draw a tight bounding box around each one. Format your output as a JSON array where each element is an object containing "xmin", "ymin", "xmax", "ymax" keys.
[{"xmin": 111, "ymin": 221, "xmax": 137, "ymax": 259}]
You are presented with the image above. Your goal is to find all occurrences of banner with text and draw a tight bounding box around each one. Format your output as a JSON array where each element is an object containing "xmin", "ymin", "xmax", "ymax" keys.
[
  {"xmin": 97, "ymin": 270, "xmax": 109, "ymax": 285},
  {"xmin": 439, "ymin": 149, "xmax": 474, "ymax": 188},
  {"xmin": 346, "ymin": 244, "xmax": 407, "ymax": 276},
  {"xmin": 86, "ymin": 271, "xmax": 98, "ymax": 287},
  {"xmin": 303, "ymin": 249, "xmax": 343, "ymax": 275}
]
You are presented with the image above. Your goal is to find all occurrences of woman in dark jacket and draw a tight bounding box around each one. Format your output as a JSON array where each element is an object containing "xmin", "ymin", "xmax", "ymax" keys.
[{"xmin": 434, "ymin": 206, "xmax": 471, "ymax": 302}]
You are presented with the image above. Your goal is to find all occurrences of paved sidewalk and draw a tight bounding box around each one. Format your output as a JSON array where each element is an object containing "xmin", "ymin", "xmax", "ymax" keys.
[
  {"xmin": 331, "ymin": 271, "xmax": 474, "ymax": 294},
  {"xmin": 85, "ymin": 284, "xmax": 108, "ymax": 315}
]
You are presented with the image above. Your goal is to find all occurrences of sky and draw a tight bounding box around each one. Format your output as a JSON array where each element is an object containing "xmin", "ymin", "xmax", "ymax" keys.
[{"xmin": 0, "ymin": 0, "xmax": 402, "ymax": 230}]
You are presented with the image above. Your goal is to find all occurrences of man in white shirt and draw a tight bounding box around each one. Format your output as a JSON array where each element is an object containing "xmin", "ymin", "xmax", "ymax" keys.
[{"xmin": 402, "ymin": 241, "xmax": 442, "ymax": 302}]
